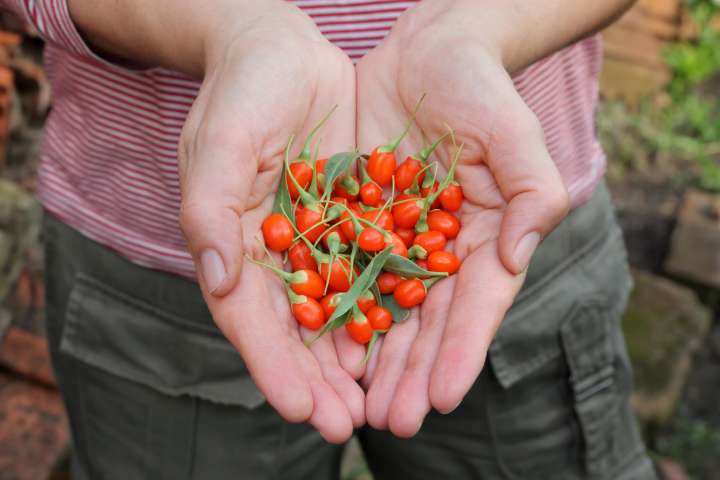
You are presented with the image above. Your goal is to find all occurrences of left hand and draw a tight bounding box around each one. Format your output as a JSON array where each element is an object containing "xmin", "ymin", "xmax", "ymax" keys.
[{"xmin": 356, "ymin": 0, "xmax": 570, "ymax": 437}]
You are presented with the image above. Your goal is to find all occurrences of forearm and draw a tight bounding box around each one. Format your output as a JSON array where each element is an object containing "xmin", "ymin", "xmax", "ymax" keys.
[
  {"xmin": 67, "ymin": 0, "xmax": 313, "ymax": 77},
  {"xmin": 482, "ymin": 0, "xmax": 637, "ymax": 73}
]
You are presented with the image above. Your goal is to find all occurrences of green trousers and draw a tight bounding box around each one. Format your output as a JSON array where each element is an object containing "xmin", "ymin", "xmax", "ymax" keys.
[{"xmin": 44, "ymin": 183, "xmax": 657, "ymax": 479}]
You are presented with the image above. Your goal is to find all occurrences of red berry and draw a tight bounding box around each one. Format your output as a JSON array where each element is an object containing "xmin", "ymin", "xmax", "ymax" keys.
[
  {"xmin": 358, "ymin": 227, "xmax": 386, "ymax": 253},
  {"xmin": 320, "ymin": 257, "xmax": 357, "ymax": 292},
  {"xmin": 362, "ymin": 210, "xmax": 394, "ymax": 232},
  {"xmin": 427, "ymin": 210, "xmax": 461, "ymax": 240},
  {"xmin": 292, "ymin": 298, "xmax": 326, "ymax": 330},
  {"xmin": 320, "ymin": 292, "xmax": 342, "ymax": 319},
  {"xmin": 368, "ymin": 148, "xmax": 396, "ymax": 187},
  {"xmin": 367, "ymin": 306, "xmax": 393, "ymax": 330},
  {"xmin": 346, "ymin": 313, "xmax": 374, "ymax": 344},
  {"xmin": 394, "ymin": 227, "xmax": 416, "ymax": 248},
  {"xmin": 287, "ymin": 162, "xmax": 313, "ymax": 200},
  {"xmin": 394, "ymin": 157, "xmax": 424, "ymax": 191},
  {"xmin": 360, "ymin": 182, "xmax": 383, "ymax": 207},
  {"xmin": 376, "ymin": 272, "xmax": 401, "ymax": 294},
  {"xmin": 421, "ymin": 181, "xmax": 441, "ymax": 209},
  {"xmin": 392, "ymin": 195, "xmax": 423, "ymax": 229},
  {"xmin": 413, "ymin": 231, "xmax": 447, "ymax": 257},
  {"xmin": 427, "ymin": 251, "xmax": 461, "ymax": 274},
  {"xmin": 262, "ymin": 213, "xmax": 294, "ymax": 252},
  {"xmin": 389, "ymin": 232, "xmax": 408, "ymax": 257},
  {"xmin": 288, "ymin": 242, "xmax": 318, "ymax": 272},
  {"xmin": 357, "ymin": 291, "xmax": 377, "ymax": 314},
  {"xmin": 439, "ymin": 183, "xmax": 464, "ymax": 212},
  {"xmin": 295, "ymin": 206, "xmax": 327, "ymax": 243},
  {"xmin": 393, "ymin": 279, "xmax": 427, "ymax": 308},
  {"xmin": 340, "ymin": 210, "xmax": 358, "ymax": 241},
  {"xmin": 290, "ymin": 269, "xmax": 325, "ymax": 299}
]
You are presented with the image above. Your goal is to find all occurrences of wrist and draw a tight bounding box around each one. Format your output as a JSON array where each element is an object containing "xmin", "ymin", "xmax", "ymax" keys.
[
  {"xmin": 393, "ymin": 0, "xmax": 530, "ymax": 75},
  {"xmin": 203, "ymin": 1, "xmax": 323, "ymax": 76}
]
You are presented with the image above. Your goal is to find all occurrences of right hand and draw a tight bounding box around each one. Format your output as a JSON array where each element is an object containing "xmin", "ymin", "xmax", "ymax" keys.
[{"xmin": 177, "ymin": 2, "xmax": 363, "ymax": 443}]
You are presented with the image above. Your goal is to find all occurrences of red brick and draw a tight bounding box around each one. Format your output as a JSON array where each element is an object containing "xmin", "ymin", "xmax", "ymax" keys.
[
  {"xmin": 0, "ymin": 327, "xmax": 56, "ymax": 388},
  {"xmin": 0, "ymin": 372, "xmax": 70, "ymax": 480},
  {"xmin": 0, "ymin": 30, "xmax": 21, "ymax": 48}
]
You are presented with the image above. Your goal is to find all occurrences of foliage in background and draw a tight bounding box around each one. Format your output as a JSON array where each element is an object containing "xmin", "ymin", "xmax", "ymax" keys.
[
  {"xmin": 666, "ymin": 0, "xmax": 720, "ymax": 98},
  {"xmin": 601, "ymin": 0, "xmax": 720, "ymax": 191},
  {"xmin": 656, "ymin": 416, "xmax": 720, "ymax": 480},
  {"xmin": 662, "ymin": 0, "xmax": 720, "ymax": 191}
]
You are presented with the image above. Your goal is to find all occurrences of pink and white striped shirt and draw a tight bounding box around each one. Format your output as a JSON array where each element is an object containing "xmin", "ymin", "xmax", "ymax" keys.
[{"xmin": 1, "ymin": 0, "xmax": 606, "ymax": 278}]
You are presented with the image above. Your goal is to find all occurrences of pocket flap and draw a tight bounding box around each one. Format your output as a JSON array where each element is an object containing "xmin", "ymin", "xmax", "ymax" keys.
[{"xmin": 60, "ymin": 273, "xmax": 265, "ymax": 408}]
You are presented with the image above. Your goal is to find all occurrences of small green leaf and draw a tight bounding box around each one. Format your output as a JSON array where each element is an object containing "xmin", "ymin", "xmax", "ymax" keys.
[
  {"xmin": 382, "ymin": 294, "xmax": 410, "ymax": 323},
  {"xmin": 272, "ymin": 167, "xmax": 293, "ymax": 220},
  {"xmin": 383, "ymin": 254, "xmax": 447, "ymax": 278},
  {"xmin": 323, "ymin": 151, "xmax": 361, "ymax": 192},
  {"xmin": 370, "ymin": 282, "xmax": 382, "ymax": 305}
]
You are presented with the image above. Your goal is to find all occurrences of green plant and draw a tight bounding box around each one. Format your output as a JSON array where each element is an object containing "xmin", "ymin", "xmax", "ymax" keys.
[
  {"xmin": 654, "ymin": 0, "xmax": 720, "ymax": 191},
  {"xmin": 665, "ymin": 1, "xmax": 720, "ymax": 98},
  {"xmin": 656, "ymin": 417, "xmax": 720, "ymax": 479}
]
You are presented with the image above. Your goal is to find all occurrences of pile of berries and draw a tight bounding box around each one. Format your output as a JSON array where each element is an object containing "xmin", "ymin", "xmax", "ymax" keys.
[{"xmin": 259, "ymin": 105, "xmax": 464, "ymax": 353}]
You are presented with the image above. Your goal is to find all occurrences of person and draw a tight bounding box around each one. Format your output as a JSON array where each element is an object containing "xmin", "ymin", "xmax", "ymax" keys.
[{"xmin": 0, "ymin": 0, "xmax": 657, "ymax": 478}]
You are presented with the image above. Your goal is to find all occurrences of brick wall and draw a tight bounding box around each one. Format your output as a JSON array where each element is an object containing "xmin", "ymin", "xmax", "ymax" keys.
[{"xmin": 601, "ymin": 0, "xmax": 683, "ymax": 103}]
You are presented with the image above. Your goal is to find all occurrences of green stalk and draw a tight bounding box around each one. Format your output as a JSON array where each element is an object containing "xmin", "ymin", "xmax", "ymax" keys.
[
  {"xmin": 414, "ymin": 132, "xmax": 451, "ymax": 164},
  {"xmin": 377, "ymin": 93, "xmax": 427, "ymax": 153},
  {"xmin": 416, "ymin": 144, "xmax": 463, "ymax": 233},
  {"xmin": 298, "ymin": 105, "xmax": 338, "ymax": 163}
]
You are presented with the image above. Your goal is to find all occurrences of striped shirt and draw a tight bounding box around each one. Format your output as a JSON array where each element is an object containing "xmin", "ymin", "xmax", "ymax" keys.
[{"xmin": 0, "ymin": 0, "xmax": 606, "ymax": 278}]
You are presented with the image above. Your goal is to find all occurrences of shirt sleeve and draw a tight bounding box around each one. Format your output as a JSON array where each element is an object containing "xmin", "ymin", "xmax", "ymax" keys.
[{"xmin": 0, "ymin": 0, "xmax": 98, "ymax": 59}]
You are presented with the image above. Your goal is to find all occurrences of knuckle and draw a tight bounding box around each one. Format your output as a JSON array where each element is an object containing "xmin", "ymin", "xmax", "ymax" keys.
[
  {"xmin": 544, "ymin": 184, "xmax": 571, "ymax": 219},
  {"xmin": 178, "ymin": 202, "xmax": 204, "ymax": 237}
]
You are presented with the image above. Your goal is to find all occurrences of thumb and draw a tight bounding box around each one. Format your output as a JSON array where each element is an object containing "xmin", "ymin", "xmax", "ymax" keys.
[
  {"xmin": 487, "ymin": 103, "xmax": 570, "ymax": 275},
  {"xmin": 178, "ymin": 97, "xmax": 258, "ymax": 297}
]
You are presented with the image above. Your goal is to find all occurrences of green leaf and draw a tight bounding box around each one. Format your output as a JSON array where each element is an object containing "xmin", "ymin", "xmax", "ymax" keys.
[
  {"xmin": 382, "ymin": 294, "xmax": 410, "ymax": 323},
  {"xmin": 361, "ymin": 331, "xmax": 383, "ymax": 366},
  {"xmin": 370, "ymin": 282, "xmax": 382, "ymax": 305},
  {"xmin": 307, "ymin": 248, "xmax": 392, "ymax": 343},
  {"xmin": 272, "ymin": 167, "xmax": 293, "ymax": 220},
  {"xmin": 383, "ymin": 254, "xmax": 447, "ymax": 278},
  {"xmin": 323, "ymin": 151, "xmax": 360, "ymax": 192}
]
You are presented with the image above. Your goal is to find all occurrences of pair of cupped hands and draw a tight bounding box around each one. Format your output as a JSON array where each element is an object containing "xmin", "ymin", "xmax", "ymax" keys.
[{"xmin": 177, "ymin": 1, "xmax": 569, "ymax": 443}]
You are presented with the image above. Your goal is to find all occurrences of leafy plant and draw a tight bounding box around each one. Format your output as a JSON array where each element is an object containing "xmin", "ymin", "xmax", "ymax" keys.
[
  {"xmin": 599, "ymin": 0, "xmax": 720, "ymax": 192},
  {"xmin": 665, "ymin": 0, "xmax": 720, "ymax": 98}
]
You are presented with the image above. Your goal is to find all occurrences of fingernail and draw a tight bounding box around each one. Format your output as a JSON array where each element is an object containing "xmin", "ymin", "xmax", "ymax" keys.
[
  {"xmin": 439, "ymin": 398, "xmax": 463, "ymax": 415},
  {"xmin": 513, "ymin": 232, "xmax": 540, "ymax": 273},
  {"xmin": 200, "ymin": 249, "xmax": 226, "ymax": 294}
]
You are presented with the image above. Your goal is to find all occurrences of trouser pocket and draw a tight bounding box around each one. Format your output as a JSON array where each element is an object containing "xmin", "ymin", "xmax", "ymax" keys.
[{"xmin": 56, "ymin": 273, "xmax": 275, "ymax": 479}]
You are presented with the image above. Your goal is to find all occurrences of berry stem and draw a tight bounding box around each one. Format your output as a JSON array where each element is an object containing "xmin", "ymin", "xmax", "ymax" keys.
[
  {"xmin": 298, "ymin": 105, "xmax": 338, "ymax": 163},
  {"xmin": 378, "ymin": 93, "xmax": 427, "ymax": 153}
]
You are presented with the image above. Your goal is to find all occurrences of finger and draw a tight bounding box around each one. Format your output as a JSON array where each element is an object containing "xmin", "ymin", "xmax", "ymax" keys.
[
  {"xmin": 205, "ymin": 261, "xmax": 313, "ymax": 423},
  {"xmin": 486, "ymin": 101, "xmax": 569, "ymax": 274},
  {"xmin": 429, "ymin": 242, "xmax": 524, "ymax": 414},
  {"xmin": 178, "ymin": 75, "xmax": 260, "ymax": 297},
  {"xmin": 264, "ymin": 261, "xmax": 355, "ymax": 441},
  {"xmin": 288, "ymin": 337, "xmax": 355, "ymax": 443},
  {"xmin": 302, "ymin": 329, "xmax": 366, "ymax": 428},
  {"xmin": 365, "ymin": 312, "xmax": 419, "ymax": 430},
  {"xmin": 387, "ymin": 276, "xmax": 455, "ymax": 437},
  {"xmin": 260, "ymin": 241, "xmax": 357, "ymax": 439},
  {"xmin": 332, "ymin": 328, "xmax": 367, "ymax": 380}
]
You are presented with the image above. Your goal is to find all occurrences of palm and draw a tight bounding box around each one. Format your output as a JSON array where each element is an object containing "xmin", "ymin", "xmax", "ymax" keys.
[
  {"xmin": 357, "ymin": 20, "xmax": 564, "ymax": 436},
  {"xmin": 179, "ymin": 32, "xmax": 366, "ymax": 442}
]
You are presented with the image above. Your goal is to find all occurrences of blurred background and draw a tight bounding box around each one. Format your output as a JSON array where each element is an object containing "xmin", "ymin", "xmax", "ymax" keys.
[{"xmin": 0, "ymin": 1, "xmax": 719, "ymax": 479}]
